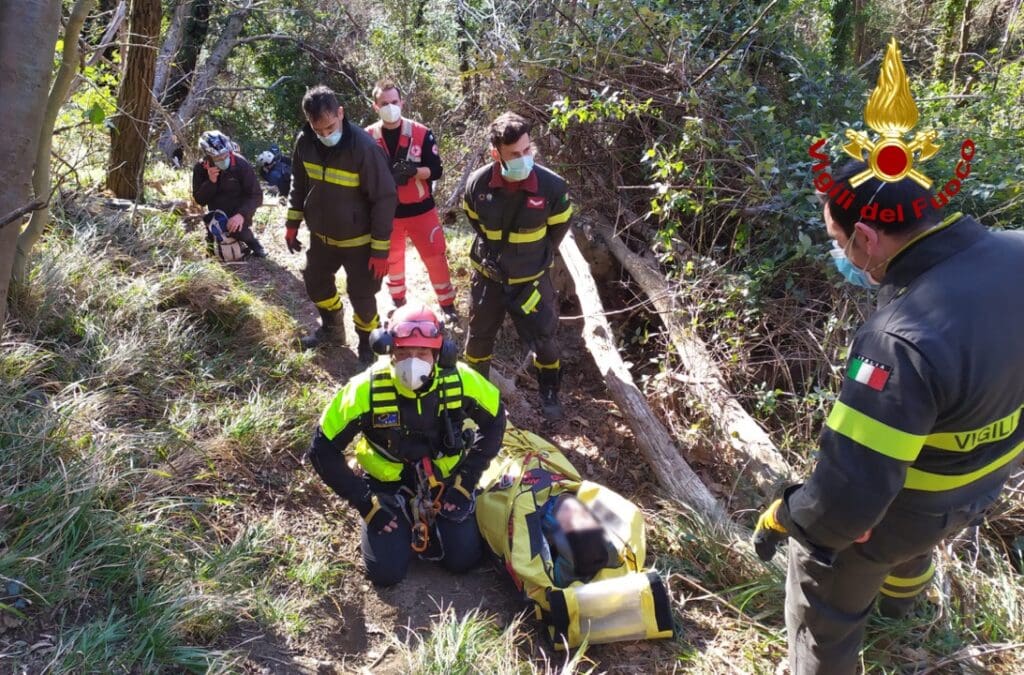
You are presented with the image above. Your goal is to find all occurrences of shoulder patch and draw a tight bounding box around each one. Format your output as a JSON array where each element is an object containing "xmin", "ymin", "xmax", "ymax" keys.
[
  {"xmin": 373, "ymin": 411, "xmax": 400, "ymax": 428},
  {"xmin": 847, "ymin": 354, "xmax": 891, "ymax": 391}
]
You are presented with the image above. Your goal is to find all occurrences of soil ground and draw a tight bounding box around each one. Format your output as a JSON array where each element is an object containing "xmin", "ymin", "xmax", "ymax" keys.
[{"xmin": 219, "ymin": 200, "xmax": 683, "ymax": 673}]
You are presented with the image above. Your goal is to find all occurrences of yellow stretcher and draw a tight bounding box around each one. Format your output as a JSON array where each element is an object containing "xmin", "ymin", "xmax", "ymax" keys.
[{"xmin": 475, "ymin": 427, "xmax": 675, "ymax": 648}]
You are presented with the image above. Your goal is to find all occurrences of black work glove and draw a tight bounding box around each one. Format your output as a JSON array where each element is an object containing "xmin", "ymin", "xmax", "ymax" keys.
[
  {"xmin": 441, "ymin": 473, "xmax": 475, "ymax": 518},
  {"xmin": 391, "ymin": 159, "xmax": 418, "ymax": 185},
  {"xmin": 357, "ymin": 493, "xmax": 401, "ymax": 533},
  {"xmin": 752, "ymin": 498, "xmax": 788, "ymax": 561}
]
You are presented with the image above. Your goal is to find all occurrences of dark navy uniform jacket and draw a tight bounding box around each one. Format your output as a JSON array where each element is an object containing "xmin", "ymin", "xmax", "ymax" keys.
[{"xmin": 780, "ymin": 214, "xmax": 1024, "ymax": 552}]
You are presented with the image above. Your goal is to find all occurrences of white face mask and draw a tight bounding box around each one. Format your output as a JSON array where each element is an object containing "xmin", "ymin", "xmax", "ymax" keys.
[
  {"xmin": 214, "ymin": 156, "xmax": 231, "ymax": 170},
  {"xmin": 394, "ymin": 357, "xmax": 433, "ymax": 391},
  {"xmin": 378, "ymin": 103, "xmax": 401, "ymax": 124}
]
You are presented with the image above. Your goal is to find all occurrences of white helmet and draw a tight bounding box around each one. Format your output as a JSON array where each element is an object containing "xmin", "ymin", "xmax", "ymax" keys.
[
  {"xmin": 198, "ymin": 130, "xmax": 232, "ymax": 157},
  {"xmin": 256, "ymin": 151, "xmax": 275, "ymax": 168}
]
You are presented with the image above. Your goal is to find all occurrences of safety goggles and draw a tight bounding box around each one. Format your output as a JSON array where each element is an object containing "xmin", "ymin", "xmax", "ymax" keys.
[{"xmin": 391, "ymin": 321, "xmax": 440, "ymax": 339}]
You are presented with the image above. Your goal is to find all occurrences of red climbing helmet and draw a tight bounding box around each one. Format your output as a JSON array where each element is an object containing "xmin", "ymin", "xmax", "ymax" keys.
[{"xmin": 390, "ymin": 303, "xmax": 443, "ymax": 349}]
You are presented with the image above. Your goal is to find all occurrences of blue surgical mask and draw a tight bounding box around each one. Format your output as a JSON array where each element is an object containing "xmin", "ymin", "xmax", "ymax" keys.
[
  {"xmin": 500, "ymin": 154, "xmax": 534, "ymax": 182},
  {"xmin": 318, "ymin": 129, "xmax": 342, "ymax": 147},
  {"xmin": 829, "ymin": 234, "xmax": 878, "ymax": 289},
  {"xmin": 214, "ymin": 156, "xmax": 230, "ymax": 170}
]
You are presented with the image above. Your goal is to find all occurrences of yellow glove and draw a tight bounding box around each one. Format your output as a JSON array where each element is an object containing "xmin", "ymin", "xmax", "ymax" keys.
[{"xmin": 752, "ymin": 498, "xmax": 788, "ymax": 561}]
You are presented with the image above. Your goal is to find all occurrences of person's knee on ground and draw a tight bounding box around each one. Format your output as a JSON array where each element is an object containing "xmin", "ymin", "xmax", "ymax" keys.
[
  {"xmin": 437, "ymin": 516, "xmax": 483, "ymax": 574},
  {"xmin": 362, "ymin": 521, "xmax": 412, "ymax": 587}
]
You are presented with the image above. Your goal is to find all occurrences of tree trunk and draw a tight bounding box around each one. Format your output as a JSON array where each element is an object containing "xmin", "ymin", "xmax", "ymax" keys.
[
  {"xmin": 86, "ymin": 0, "xmax": 126, "ymax": 67},
  {"xmin": 153, "ymin": 0, "xmax": 190, "ymax": 100},
  {"xmin": 162, "ymin": 0, "xmax": 212, "ymax": 109},
  {"xmin": 12, "ymin": 0, "xmax": 97, "ymax": 286},
  {"xmin": 951, "ymin": 0, "xmax": 974, "ymax": 87},
  {"xmin": 106, "ymin": 0, "xmax": 161, "ymax": 200},
  {"xmin": 852, "ymin": 0, "xmax": 869, "ymax": 65},
  {"xmin": 934, "ymin": 0, "xmax": 967, "ymax": 79},
  {"xmin": 0, "ymin": 0, "xmax": 62, "ymax": 326},
  {"xmin": 591, "ymin": 221, "xmax": 796, "ymax": 498},
  {"xmin": 559, "ymin": 229, "xmax": 728, "ymax": 523},
  {"xmin": 156, "ymin": 3, "xmax": 252, "ymax": 159}
]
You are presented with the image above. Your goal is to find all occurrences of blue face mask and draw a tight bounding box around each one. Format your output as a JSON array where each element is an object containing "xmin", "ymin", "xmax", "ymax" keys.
[
  {"xmin": 829, "ymin": 235, "xmax": 878, "ymax": 289},
  {"xmin": 318, "ymin": 129, "xmax": 342, "ymax": 147},
  {"xmin": 500, "ymin": 154, "xmax": 534, "ymax": 182},
  {"xmin": 214, "ymin": 156, "xmax": 230, "ymax": 170}
]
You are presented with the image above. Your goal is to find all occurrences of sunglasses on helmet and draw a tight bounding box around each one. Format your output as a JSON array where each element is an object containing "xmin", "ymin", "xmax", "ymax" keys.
[{"xmin": 391, "ymin": 320, "xmax": 441, "ymax": 339}]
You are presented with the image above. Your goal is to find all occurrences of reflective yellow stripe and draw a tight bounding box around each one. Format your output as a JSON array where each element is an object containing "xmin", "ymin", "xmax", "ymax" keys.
[
  {"xmin": 370, "ymin": 238, "xmax": 390, "ymax": 251},
  {"xmin": 924, "ymin": 407, "xmax": 1021, "ymax": 452},
  {"xmin": 547, "ymin": 203, "xmax": 573, "ymax": 225},
  {"xmin": 314, "ymin": 232, "xmax": 372, "ymax": 248},
  {"xmin": 302, "ymin": 161, "xmax": 325, "ymax": 180},
  {"xmin": 469, "ymin": 259, "xmax": 546, "ymax": 285},
  {"xmin": 464, "ymin": 352, "xmax": 492, "ymax": 364},
  {"xmin": 826, "ymin": 401, "xmax": 926, "ymax": 461},
  {"xmin": 463, "ymin": 200, "xmax": 479, "ymax": 221},
  {"xmin": 353, "ymin": 313, "xmax": 379, "ymax": 331},
  {"xmin": 533, "ymin": 359, "xmax": 560, "ymax": 370},
  {"xmin": 904, "ymin": 439, "xmax": 1024, "ymax": 491},
  {"xmin": 884, "ymin": 563, "xmax": 934, "ymax": 587},
  {"xmin": 521, "ymin": 288, "xmax": 541, "ymax": 313},
  {"xmin": 372, "ymin": 391, "xmax": 397, "ymax": 402},
  {"xmin": 479, "ymin": 225, "xmax": 548, "ymax": 244},
  {"xmin": 879, "ymin": 586, "xmax": 925, "ymax": 598},
  {"xmin": 302, "ymin": 162, "xmax": 360, "ymax": 187},
  {"xmin": 287, "ymin": 209, "xmax": 304, "ymax": 220},
  {"xmin": 314, "ymin": 294, "xmax": 343, "ymax": 311},
  {"xmin": 324, "ymin": 167, "xmax": 360, "ymax": 187}
]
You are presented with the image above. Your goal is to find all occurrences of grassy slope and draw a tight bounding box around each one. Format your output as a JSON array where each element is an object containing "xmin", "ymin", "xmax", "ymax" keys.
[{"xmin": 1, "ymin": 168, "xmax": 1021, "ymax": 673}]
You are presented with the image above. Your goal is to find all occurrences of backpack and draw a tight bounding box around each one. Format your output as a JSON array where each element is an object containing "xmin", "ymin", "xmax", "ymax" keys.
[{"xmin": 205, "ymin": 210, "xmax": 246, "ymax": 262}]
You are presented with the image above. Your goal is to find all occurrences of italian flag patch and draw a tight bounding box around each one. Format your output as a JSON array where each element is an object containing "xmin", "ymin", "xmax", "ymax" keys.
[{"xmin": 847, "ymin": 355, "xmax": 891, "ymax": 391}]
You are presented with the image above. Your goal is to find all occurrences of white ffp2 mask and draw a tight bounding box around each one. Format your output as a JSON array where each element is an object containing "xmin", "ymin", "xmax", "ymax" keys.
[{"xmin": 394, "ymin": 357, "xmax": 433, "ymax": 390}]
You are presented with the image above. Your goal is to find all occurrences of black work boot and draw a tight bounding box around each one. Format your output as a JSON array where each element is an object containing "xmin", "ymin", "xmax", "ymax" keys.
[
  {"xmin": 356, "ymin": 330, "xmax": 374, "ymax": 365},
  {"xmin": 536, "ymin": 366, "xmax": 563, "ymax": 422},
  {"xmin": 301, "ymin": 308, "xmax": 345, "ymax": 350},
  {"xmin": 877, "ymin": 594, "xmax": 917, "ymax": 619}
]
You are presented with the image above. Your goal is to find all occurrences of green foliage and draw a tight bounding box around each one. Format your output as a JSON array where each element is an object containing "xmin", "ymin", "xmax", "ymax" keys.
[
  {"xmin": 392, "ymin": 605, "xmax": 593, "ymax": 675},
  {"xmin": 1, "ymin": 206, "xmax": 327, "ymax": 669}
]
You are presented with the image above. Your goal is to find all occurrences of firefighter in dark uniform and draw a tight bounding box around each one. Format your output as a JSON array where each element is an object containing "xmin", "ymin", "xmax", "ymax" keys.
[
  {"xmin": 307, "ymin": 303, "xmax": 506, "ymax": 586},
  {"xmin": 283, "ymin": 85, "xmax": 397, "ymax": 361},
  {"xmin": 462, "ymin": 112, "xmax": 574, "ymax": 421},
  {"xmin": 752, "ymin": 161, "xmax": 1024, "ymax": 675}
]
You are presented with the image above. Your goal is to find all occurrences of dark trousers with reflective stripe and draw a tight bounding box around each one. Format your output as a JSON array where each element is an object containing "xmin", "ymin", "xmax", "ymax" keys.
[
  {"xmin": 360, "ymin": 508, "xmax": 483, "ymax": 586},
  {"xmin": 465, "ymin": 272, "xmax": 559, "ymax": 373},
  {"xmin": 303, "ymin": 237, "xmax": 381, "ymax": 332},
  {"xmin": 786, "ymin": 495, "xmax": 994, "ymax": 675}
]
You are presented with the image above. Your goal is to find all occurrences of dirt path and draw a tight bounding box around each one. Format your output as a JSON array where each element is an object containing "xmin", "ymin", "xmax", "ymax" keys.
[{"xmin": 224, "ymin": 201, "xmax": 675, "ymax": 673}]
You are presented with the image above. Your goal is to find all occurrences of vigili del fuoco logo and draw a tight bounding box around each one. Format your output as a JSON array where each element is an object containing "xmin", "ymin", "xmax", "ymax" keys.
[{"xmin": 809, "ymin": 38, "xmax": 976, "ymax": 223}]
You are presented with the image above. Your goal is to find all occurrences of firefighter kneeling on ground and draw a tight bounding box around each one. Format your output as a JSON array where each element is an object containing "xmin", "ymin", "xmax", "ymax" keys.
[{"xmin": 307, "ymin": 303, "xmax": 507, "ymax": 586}]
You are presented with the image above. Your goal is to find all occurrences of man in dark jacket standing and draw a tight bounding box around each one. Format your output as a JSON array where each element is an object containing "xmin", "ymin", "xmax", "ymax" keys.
[
  {"xmin": 192, "ymin": 130, "xmax": 266, "ymax": 257},
  {"xmin": 283, "ymin": 85, "xmax": 398, "ymax": 361},
  {"xmin": 462, "ymin": 112, "xmax": 574, "ymax": 421},
  {"xmin": 752, "ymin": 160, "xmax": 1024, "ymax": 674}
]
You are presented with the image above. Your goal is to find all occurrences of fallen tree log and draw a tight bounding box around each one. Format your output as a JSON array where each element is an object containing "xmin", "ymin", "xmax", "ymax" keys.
[
  {"xmin": 590, "ymin": 216, "xmax": 796, "ymax": 498},
  {"xmin": 559, "ymin": 228, "xmax": 728, "ymax": 523}
]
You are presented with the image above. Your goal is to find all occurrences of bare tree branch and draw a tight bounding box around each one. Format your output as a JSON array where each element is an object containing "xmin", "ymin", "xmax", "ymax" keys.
[{"xmin": 0, "ymin": 200, "xmax": 47, "ymax": 230}]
